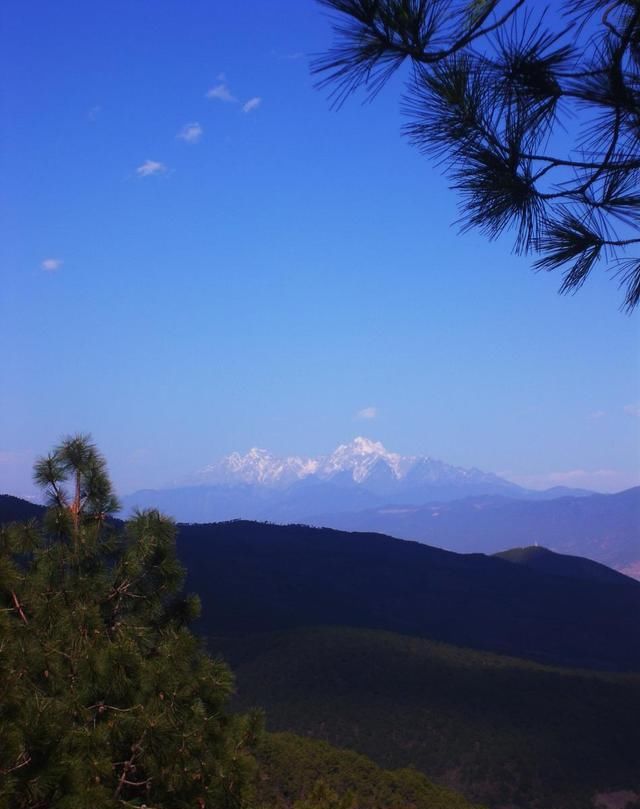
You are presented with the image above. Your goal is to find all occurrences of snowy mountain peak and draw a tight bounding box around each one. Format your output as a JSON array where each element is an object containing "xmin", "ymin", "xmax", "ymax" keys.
[
  {"xmin": 323, "ymin": 437, "xmax": 405, "ymax": 482},
  {"xmin": 345, "ymin": 437, "xmax": 388, "ymax": 454},
  {"xmin": 190, "ymin": 438, "xmax": 512, "ymax": 491},
  {"xmin": 196, "ymin": 447, "xmax": 317, "ymax": 487}
]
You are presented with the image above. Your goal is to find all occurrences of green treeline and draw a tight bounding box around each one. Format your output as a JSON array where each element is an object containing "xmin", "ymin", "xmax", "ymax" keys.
[{"xmin": 256, "ymin": 732, "xmax": 484, "ymax": 809}]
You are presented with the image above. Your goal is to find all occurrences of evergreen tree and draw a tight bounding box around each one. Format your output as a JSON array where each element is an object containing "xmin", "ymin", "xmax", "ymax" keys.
[
  {"xmin": 0, "ymin": 435, "xmax": 259, "ymax": 809},
  {"xmin": 314, "ymin": 0, "xmax": 640, "ymax": 310}
]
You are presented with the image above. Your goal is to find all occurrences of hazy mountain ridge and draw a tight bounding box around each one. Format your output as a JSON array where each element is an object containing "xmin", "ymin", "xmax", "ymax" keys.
[{"xmin": 310, "ymin": 487, "xmax": 640, "ymax": 579}]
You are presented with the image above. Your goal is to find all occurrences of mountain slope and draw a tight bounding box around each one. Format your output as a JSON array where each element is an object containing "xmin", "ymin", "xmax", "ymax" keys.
[
  {"xmin": 494, "ymin": 546, "xmax": 632, "ymax": 584},
  {"xmin": 309, "ymin": 487, "xmax": 640, "ymax": 578},
  {"xmin": 0, "ymin": 494, "xmax": 44, "ymax": 523},
  {"xmin": 257, "ymin": 732, "xmax": 484, "ymax": 809},
  {"xmin": 223, "ymin": 627, "xmax": 640, "ymax": 809},
  {"xmin": 175, "ymin": 520, "xmax": 640, "ymax": 672}
]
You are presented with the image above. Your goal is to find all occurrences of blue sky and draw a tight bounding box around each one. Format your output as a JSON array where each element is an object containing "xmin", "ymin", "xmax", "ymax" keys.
[{"xmin": 1, "ymin": 0, "xmax": 639, "ymax": 497}]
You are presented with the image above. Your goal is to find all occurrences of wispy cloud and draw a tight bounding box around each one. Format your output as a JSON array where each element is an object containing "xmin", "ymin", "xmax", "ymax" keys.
[
  {"xmin": 136, "ymin": 160, "xmax": 167, "ymax": 178},
  {"xmin": 206, "ymin": 78, "xmax": 261, "ymax": 112},
  {"xmin": 177, "ymin": 122, "xmax": 203, "ymax": 144},
  {"xmin": 206, "ymin": 83, "xmax": 237, "ymax": 103},
  {"xmin": 41, "ymin": 258, "xmax": 63, "ymax": 272},
  {"xmin": 588, "ymin": 410, "xmax": 606, "ymax": 420},
  {"xmin": 624, "ymin": 402, "xmax": 640, "ymax": 418},
  {"xmin": 356, "ymin": 406, "xmax": 377, "ymax": 420},
  {"xmin": 87, "ymin": 105, "xmax": 101, "ymax": 122},
  {"xmin": 242, "ymin": 97, "xmax": 262, "ymax": 113}
]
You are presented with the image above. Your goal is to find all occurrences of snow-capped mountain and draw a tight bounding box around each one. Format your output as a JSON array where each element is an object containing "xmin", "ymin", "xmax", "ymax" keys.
[
  {"xmin": 121, "ymin": 438, "xmax": 590, "ymax": 524},
  {"xmin": 193, "ymin": 447, "xmax": 318, "ymax": 488},
  {"xmin": 186, "ymin": 437, "xmax": 516, "ymax": 492}
]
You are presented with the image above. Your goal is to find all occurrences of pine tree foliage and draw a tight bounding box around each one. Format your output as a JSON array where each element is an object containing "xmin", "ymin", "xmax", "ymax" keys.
[
  {"xmin": 0, "ymin": 435, "xmax": 259, "ymax": 809},
  {"xmin": 313, "ymin": 0, "xmax": 640, "ymax": 310}
]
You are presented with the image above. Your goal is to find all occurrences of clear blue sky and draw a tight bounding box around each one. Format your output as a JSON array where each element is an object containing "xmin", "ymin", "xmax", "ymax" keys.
[{"xmin": 1, "ymin": 0, "xmax": 639, "ymax": 497}]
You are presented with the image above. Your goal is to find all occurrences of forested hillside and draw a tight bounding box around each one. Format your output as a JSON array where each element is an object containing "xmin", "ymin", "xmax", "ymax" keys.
[{"xmin": 222, "ymin": 627, "xmax": 640, "ymax": 809}]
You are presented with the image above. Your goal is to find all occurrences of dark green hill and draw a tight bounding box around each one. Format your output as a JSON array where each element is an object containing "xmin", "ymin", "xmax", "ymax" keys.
[
  {"xmin": 176, "ymin": 520, "xmax": 640, "ymax": 672},
  {"xmin": 256, "ymin": 732, "xmax": 484, "ymax": 809},
  {"xmin": 494, "ymin": 545, "xmax": 631, "ymax": 584},
  {"xmin": 221, "ymin": 627, "xmax": 640, "ymax": 809},
  {"xmin": 494, "ymin": 545, "xmax": 628, "ymax": 584},
  {"xmin": 0, "ymin": 494, "xmax": 43, "ymax": 523}
]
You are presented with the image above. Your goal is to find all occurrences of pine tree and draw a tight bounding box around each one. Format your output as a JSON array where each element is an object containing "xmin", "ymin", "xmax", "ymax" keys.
[
  {"xmin": 314, "ymin": 0, "xmax": 640, "ymax": 310},
  {"xmin": 0, "ymin": 435, "xmax": 259, "ymax": 809}
]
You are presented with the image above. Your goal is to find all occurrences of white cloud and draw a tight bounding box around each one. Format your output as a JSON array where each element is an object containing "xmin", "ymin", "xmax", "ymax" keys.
[
  {"xmin": 588, "ymin": 410, "xmax": 606, "ymax": 420},
  {"xmin": 177, "ymin": 122, "xmax": 203, "ymax": 144},
  {"xmin": 242, "ymin": 96, "xmax": 262, "ymax": 113},
  {"xmin": 136, "ymin": 160, "xmax": 167, "ymax": 177},
  {"xmin": 356, "ymin": 406, "xmax": 377, "ymax": 420},
  {"xmin": 206, "ymin": 83, "xmax": 237, "ymax": 103},
  {"xmin": 41, "ymin": 258, "xmax": 63, "ymax": 271},
  {"xmin": 624, "ymin": 403, "xmax": 640, "ymax": 418}
]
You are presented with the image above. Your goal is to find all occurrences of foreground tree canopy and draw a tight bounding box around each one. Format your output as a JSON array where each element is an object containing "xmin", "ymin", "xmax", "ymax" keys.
[
  {"xmin": 0, "ymin": 435, "xmax": 258, "ymax": 809},
  {"xmin": 314, "ymin": 0, "xmax": 640, "ymax": 310}
]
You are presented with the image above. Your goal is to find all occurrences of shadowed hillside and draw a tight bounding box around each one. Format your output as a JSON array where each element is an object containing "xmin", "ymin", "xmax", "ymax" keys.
[
  {"xmin": 222, "ymin": 627, "xmax": 640, "ymax": 809},
  {"xmin": 175, "ymin": 520, "xmax": 640, "ymax": 672}
]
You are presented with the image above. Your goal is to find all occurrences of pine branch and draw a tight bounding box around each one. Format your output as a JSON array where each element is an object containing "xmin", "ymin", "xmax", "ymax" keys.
[
  {"xmin": 314, "ymin": 0, "xmax": 640, "ymax": 308},
  {"xmin": 11, "ymin": 590, "xmax": 28, "ymax": 624},
  {"xmin": 114, "ymin": 734, "xmax": 147, "ymax": 798}
]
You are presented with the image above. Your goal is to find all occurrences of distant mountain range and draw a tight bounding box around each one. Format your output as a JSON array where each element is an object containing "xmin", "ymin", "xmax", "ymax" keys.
[
  {"xmin": 187, "ymin": 437, "xmax": 518, "ymax": 492},
  {"xmin": 120, "ymin": 437, "xmax": 593, "ymax": 523}
]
